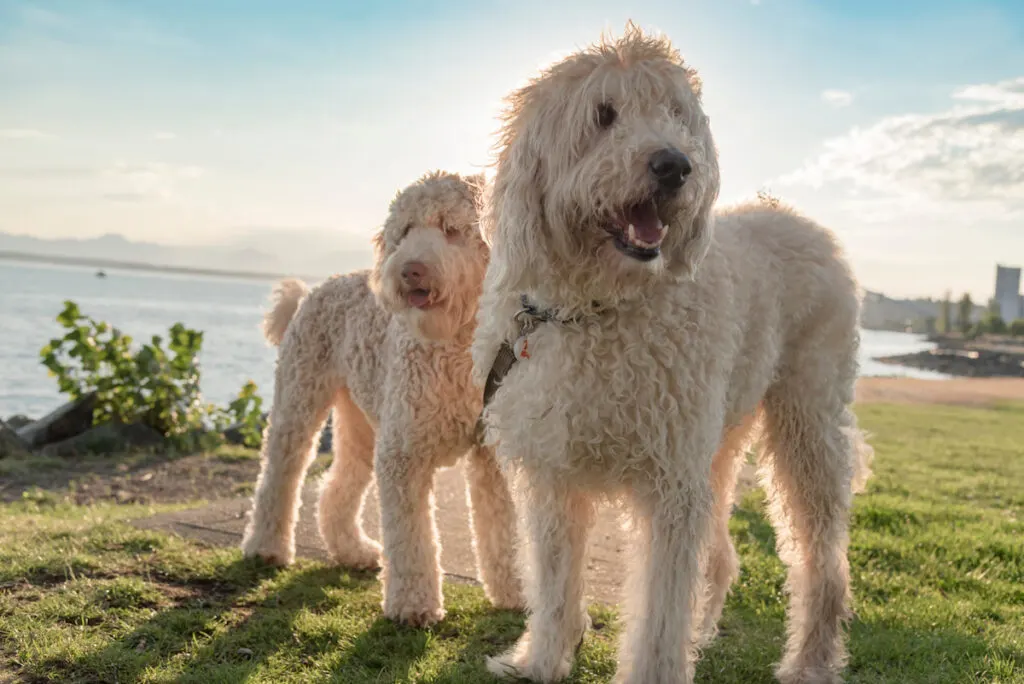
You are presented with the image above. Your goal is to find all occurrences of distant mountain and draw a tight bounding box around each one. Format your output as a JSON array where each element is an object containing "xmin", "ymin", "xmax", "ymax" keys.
[
  {"xmin": 0, "ymin": 229, "xmax": 373, "ymax": 279},
  {"xmin": 0, "ymin": 231, "xmax": 988, "ymax": 332}
]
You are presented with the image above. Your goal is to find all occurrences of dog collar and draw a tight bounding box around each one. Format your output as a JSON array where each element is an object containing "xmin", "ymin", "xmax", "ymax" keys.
[{"xmin": 474, "ymin": 294, "xmax": 600, "ymax": 444}]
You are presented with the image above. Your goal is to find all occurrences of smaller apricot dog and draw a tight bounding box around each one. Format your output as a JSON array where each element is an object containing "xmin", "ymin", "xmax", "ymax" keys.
[{"xmin": 242, "ymin": 170, "xmax": 522, "ymax": 626}]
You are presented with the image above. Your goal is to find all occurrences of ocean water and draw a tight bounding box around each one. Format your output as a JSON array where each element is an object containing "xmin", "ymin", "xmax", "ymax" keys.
[{"xmin": 0, "ymin": 259, "xmax": 947, "ymax": 419}]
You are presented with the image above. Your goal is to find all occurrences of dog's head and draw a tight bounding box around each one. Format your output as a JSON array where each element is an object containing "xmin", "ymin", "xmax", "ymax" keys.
[
  {"xmin": 370, "ymin": 170, "xmax": 488, "ymax": 342},
  {"xmin": 485, "ymin": 23, "xmax": 720, "ymax": 307}
]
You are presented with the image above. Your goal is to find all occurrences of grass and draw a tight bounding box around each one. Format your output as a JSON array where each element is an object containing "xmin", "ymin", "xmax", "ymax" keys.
[{"xmin": 1, "ymin": 403, "xmax": 1022, "ymax": 683}]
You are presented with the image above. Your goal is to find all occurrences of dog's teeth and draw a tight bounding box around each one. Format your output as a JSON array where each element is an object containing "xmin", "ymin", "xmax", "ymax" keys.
[{"xmin": 625, "ymin": 222, "xmax": 662, "ymax": 249}]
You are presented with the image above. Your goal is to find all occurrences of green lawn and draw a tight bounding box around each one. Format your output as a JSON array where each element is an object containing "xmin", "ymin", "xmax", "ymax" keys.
[{"xmin": 1, "ymin": 403, "xmax": 1022, "ymax": 683}]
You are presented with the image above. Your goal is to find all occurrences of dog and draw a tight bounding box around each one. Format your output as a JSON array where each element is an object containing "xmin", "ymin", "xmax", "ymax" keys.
[
  {"xmin": 473, "ymin": 24, "xmax": 872, "ymax": 684},
  {"xmin": 242, "ymin": 170, "xmax": 523, "ymax": 626}
]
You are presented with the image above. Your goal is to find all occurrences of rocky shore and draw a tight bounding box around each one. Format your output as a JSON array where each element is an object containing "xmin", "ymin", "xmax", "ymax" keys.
[
  {"xmin": 0, "ymin": 392, "xmax": 331, "ymax": 460},
  {"xmin": 875, "ymin": 335, "xmax": 1024, "ymax": 378}
]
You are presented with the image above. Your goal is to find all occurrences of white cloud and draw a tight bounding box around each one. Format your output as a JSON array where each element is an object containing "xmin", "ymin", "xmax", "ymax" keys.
[
  {"xmin": 953, "ymin": 77, "xmax": 1024, "ymax": 107},
  {"xmin": 821, "ymin": 89, "xmax": 853, "ymax": 108},
  {"xmin": 0, "ymin": 128, "xmax": 53, "ymax": 139},
  {"xmin": 99, "ymin": 162, "xmax": 204, "ymax": 202},
  {"xmin": 781, "ymin": 76, "xmax": 1024, "ymax": 220},
  {"xmin": 153, "ymin": 131, "xmax": 177, "ymax": 141}
]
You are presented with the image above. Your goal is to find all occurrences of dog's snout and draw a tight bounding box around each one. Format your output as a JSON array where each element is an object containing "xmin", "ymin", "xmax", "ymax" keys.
[
  {"xmin": 648, "ymin": 148, "xmax": 692, "ymax": 191},
  {"xmin": 401, "ymin": 261, "xmax": 428, "ymax": 286}
]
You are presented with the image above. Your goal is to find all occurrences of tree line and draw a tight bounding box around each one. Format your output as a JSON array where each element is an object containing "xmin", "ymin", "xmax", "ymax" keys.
[{"xmin": 936, "ymin": 292, "xmax": 1024, "ymax": 338}]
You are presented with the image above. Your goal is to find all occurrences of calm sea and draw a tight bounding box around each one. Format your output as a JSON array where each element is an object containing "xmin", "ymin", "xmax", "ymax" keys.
[{"xmin": 0, "ymin": 259, "xmax": 948, "ymax": 419}]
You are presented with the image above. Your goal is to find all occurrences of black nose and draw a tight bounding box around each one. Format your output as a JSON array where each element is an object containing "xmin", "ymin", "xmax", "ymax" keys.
[
  {"xmin": 401, "ymin": 261, "xmax": 428, "ymax": 287},
  {"xmin": 648, "ymin": 148, "xmax": 692, "ymax": 190}
]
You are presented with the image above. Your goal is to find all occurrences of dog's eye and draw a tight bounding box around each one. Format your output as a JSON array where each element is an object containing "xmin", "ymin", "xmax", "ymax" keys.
[{"xmin": 597, "ymin": 102, "xmax": 617, "ymax": 128}]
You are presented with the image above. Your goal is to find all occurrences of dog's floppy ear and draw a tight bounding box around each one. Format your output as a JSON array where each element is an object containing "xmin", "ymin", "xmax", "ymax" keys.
[
  {"xmin": 675, "ymin": 192, "xmax": 715, "ymax": 278},
  {"xmin": 367, "ymin": 227, "xmax": 387, "ymax": 296},
  {"xmin": 464, "ymin": 172, "xmax": 487, "ymax": 208},
  {"xmin": 485, "ymin": 133, "xmax": 549, "ymax": 293}
]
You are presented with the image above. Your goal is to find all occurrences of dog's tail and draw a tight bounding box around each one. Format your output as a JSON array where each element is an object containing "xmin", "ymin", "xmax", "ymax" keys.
[{"xmin": 263, "ymin": 278, "xmax": 310, "ymax": 346}]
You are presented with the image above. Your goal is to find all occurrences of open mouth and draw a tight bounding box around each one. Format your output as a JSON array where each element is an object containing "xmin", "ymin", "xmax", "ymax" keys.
[
  {"xmin": 406, "ymin": 288, "xmax": 434, "ymax": 310},
  {"xmin": 605, "ymin": 198, "xmax": 667, "ymax": 262}
]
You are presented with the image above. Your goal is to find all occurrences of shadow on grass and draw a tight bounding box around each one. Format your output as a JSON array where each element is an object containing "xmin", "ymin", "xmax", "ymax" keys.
[
  {"xmin": 34, "ymin": 556, "xmax": 284, "ymax": 682},
  {"xmin": 38, "ymin": 558, "xmax": 526, "ymax": 683}
]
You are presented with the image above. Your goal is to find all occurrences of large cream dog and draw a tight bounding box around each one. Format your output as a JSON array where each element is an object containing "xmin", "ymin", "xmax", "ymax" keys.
[
  {"xmin": 243, "ymin": 170, "xmax": 522, "ymax": 626},
  {"xmin": 473, "ymin": 25, "xmax": 872, "ymax": 684}
]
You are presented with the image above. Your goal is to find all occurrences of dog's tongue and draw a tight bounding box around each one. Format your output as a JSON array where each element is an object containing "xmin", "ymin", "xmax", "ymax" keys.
[
  {"xmin": 407, "ymin": 290, "xmax": 431, "ymax": 309},
  {"xmin": 624, "ymin": 201, "xmax": 664, "ymax": 244}
]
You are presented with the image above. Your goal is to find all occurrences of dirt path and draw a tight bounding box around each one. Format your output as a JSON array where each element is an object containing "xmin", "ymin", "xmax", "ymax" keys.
[{"xmin": 855, "ymin": 377, "xmax": 1024, "ymax": 406}]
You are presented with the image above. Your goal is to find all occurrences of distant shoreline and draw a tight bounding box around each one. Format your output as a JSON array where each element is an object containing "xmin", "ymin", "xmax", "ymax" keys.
[
  {"xmin": 875, "ymin": 333, "xmax": 1024, "ymax": 378},
  {"xmin": 0, "ymin": 250, "xmax": 325, "ymax": 284}
]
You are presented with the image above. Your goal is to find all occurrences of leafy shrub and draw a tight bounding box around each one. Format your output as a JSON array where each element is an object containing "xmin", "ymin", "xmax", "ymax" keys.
[
  {"xmin": 978, "ymin": 312, "xmax": 1008, "ymax": 336},
  {"xmin": 225, "ymin": 380, "xmax": 264, "ymax": 448},
  {"xmin": 40, "ymin": 300, "xmax": 265, "ymax": 450},
  {"xmin": 1010, "ymin": 319, "xmax": 1024, "ymax": 337}
]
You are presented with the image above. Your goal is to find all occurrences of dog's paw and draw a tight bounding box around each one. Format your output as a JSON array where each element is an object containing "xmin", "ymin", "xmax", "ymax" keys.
[
  {"xmin": 383, "ymin": 585, "xmax": 446, "ymax": 627},
  {"xmin": 384, "ymin": 600, "xmax": 446, "ymax": 628},
  {"xmin": 486, "ymin": 634, "xmax": 574, "ymax": 683},
  {"xmin": 486, "ymin": 652, "xmax": 572, "ymax": 683},
  {"xmin": 240, "ymin": 536, "xmax": 294, "ymax": 567},
  {"xmin": 329, "ymin": 538, "xmax": 383, "ymax": 571}
]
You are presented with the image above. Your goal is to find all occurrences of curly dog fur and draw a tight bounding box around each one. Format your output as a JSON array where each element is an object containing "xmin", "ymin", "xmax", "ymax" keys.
[
  {"xmin": 473, "ymin": 25, "xmax": 873, "ymax": 684},
  {"xmin": 242, "ymin": 170, "xmax": 523, "ymax": 626}
]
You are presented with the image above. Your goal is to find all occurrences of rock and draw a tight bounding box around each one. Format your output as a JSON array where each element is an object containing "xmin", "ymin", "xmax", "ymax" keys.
[
  {"xmin": 5, "ymin": 414, "xmax": 34, "ymax": 431},
  {"xmin": 40, "ymin": 422, "xmax": 166, "ymax": 458},
  {"xmin": 16, "ymin": 392, "xmax": 97, "ymax": 449},
  {"xmin": 1, "ymin": 420, "xmax": 31, "ymax": 459},
  {"xmin": 877, "ymin": 348, "xmax": 1024, "ymax": 378}
]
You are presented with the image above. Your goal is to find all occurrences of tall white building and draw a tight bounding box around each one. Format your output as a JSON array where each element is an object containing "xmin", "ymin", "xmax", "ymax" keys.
[{"xmin": 994, "ymin": 265, "xmax": 1022, "ymax": 322}]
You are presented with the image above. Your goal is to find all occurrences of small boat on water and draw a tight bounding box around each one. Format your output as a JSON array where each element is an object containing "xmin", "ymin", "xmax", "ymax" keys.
[{"xmin": 95, "ymin": 270, "xmax": 107, "ymax": 278}]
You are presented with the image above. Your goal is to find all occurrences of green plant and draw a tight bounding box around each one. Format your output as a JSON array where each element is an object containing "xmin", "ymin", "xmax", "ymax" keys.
[
  {"xmin": 1010, "ymin": 319, "xmax": 1024, "ymax": 337},
  {"xmin": 39, "ymin": 300, "xmax": 264, "ymax": 450},
  {"xmin": 224, "ymin": 380, "xmax": 265, "ymax": 448}
]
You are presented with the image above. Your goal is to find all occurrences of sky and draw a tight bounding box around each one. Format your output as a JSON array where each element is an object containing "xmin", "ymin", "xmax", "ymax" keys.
[{"xmin": 1, "ymin": 0, "xmax": 1022, "ymax": 300}]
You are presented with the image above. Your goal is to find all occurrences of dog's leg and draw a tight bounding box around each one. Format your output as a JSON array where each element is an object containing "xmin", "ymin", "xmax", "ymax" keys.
[
  {"xmin": 487, "ymin": 473, "xmax": 593, "ymax": 682},
  {"xmin": 465, "ymin": 444, "xmax": 524, "ymax": 610},
  {"xmin": 242, "ymin": 357, "xmax": 334, "ymax": 566},
  {"xmin": 617, "ymin": 478, "xmax": 713, "ymax": 684},
  {"xmin": 697, "ymin": 414, "xmax": 759, "ymax": 645},
  {"xmin": 316, "ymin": 389, "xmax": 381, "ymax": 570},
  {"xmin": 375, "ymin": 437, "xmax": 446, "ymax": 627},
  {"xmin": 761, "ymin": 392, "xmax": 857, "ymax": 684}
]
